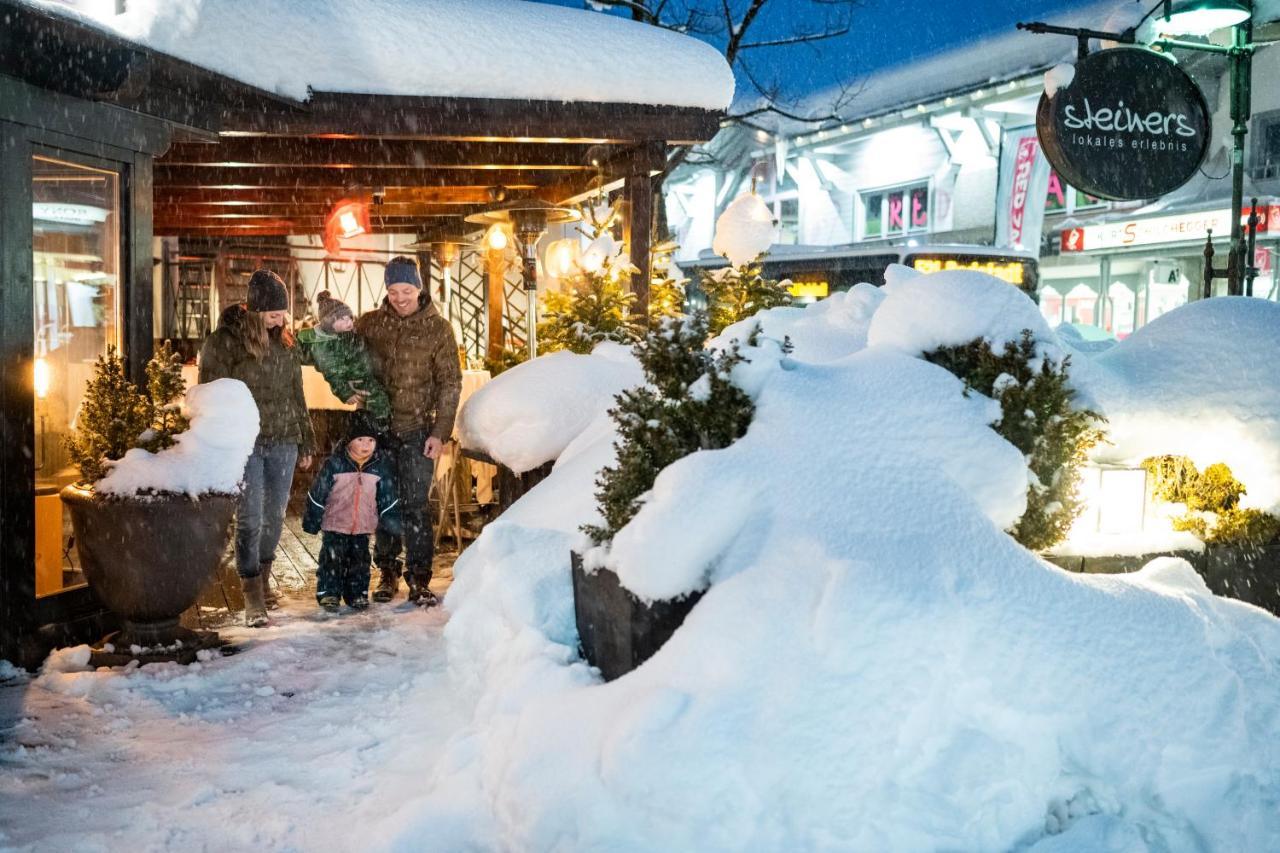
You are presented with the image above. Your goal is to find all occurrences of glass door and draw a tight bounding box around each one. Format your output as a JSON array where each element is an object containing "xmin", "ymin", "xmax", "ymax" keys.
[{"xmin": 32, "ymin": 153, "xmax": 122, "ymax": 598}]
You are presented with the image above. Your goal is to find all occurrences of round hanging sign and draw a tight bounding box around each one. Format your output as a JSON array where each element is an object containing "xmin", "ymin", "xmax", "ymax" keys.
[{"xmin": 1036, "ymin": 47, "xmax": 1211, "ymax": 201}]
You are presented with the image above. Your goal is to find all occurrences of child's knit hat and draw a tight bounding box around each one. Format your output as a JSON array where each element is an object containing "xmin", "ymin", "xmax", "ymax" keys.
[
  {"xmin": 316, "ymin": 290, "xmax": 354, "ymax": 332},
  {"xmin": 344, "ymin": 411, "xmax": 379, "ymax": 446}
]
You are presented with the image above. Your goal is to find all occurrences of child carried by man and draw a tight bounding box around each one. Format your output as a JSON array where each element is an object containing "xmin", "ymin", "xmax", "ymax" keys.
[
  {"xmin": 302, "ymin": 413, "xmax": 401, "ymax": 611},
  {"xmin": 298, "ymin": 291, "xmax": 393, "ymax": 430}
]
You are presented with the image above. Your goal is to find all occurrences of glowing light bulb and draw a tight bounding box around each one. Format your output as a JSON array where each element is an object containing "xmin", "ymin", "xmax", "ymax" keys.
[
  {"xmin": 486, "ymin": 224, "xmax": 508, "ymax": 251},
  {"xmin": 34, "ymin": 357, "xmax": 49, "ymax": 400}
]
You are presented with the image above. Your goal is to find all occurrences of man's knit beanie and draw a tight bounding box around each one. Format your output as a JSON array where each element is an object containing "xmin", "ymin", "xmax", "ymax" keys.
[{"xmin": 384, "ymin": 256, "xmax": 423, "ymax": 290}]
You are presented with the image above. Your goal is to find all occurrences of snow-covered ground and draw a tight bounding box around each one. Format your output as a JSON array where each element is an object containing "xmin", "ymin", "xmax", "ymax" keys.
[{"xmin": 0, "ymin": 596, "xmax": 466, "ymax": 852}]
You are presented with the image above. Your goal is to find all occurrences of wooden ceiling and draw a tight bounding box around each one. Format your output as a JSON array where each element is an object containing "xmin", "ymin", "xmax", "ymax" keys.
[{"xmin": 152, "ymin": 99, "xmax": 709, "ymax": 241}]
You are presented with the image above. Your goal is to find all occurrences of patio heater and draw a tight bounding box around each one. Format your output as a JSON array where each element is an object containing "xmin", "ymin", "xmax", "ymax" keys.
[{"xmin": 466, "ymin": 199, "xmax": 579, "ymax": 359}]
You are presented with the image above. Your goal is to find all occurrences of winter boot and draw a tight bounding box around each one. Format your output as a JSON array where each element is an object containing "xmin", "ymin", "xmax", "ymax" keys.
[
  {"xmin": 372, "ymin": 564, "xmax": 401, "ymax": 603},
  {"xmin": 406, "ymin": 574, "xmax": 438, "ymax": 608},
  {"xmin": 318, "ymin": 595, "xmax": 341, "ymax": 613},
  {"xmin": 349, "ymin": 594, "xmax": 370, "ymax": 611},
  {"xmin": 242, "ymin": 574, "xmax": 270, "ymax": 628},
  {"xmin": 261, "ymin": 563, "xmax": 281, "ymax": 610}
]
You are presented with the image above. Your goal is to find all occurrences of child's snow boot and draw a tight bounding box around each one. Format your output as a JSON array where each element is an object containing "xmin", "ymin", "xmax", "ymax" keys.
[
  {"xmin": 318, "ymin": 595, "xmax": 340, "ymax": 613},
  {"xmin": 243, "ymin": 574, "xmax": 270, "ymax": 628},
  {"xmin": 349, "ymin": 595, "xmax": 370, "ymax": 611}
]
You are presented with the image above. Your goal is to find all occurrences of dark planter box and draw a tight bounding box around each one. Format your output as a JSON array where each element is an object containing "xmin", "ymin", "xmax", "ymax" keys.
[
  {"xmin": 1047, "ymin": 540, "xmax": 1280, "ymax": 617},
  {"xmin": 571, "ymin": 551, "xmax": 704, "ymax": 681}
]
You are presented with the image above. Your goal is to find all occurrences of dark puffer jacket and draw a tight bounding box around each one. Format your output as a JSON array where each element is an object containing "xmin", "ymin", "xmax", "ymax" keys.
[
  {"xmin": 355, "ymin": 295, "xmax": 462, "ymax": 439},
  {"xmin": 198, "ymin": 304, "xmax": 315, "ymax": 453}
]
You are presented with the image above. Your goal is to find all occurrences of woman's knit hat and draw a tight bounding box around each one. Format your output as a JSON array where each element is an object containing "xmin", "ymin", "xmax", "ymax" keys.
[
  {"xmin": 315, "ymin": 290, "xmax": 354, "ymax": 332},
  {"xmin": 247, "ymin": 269, "xmax": 289, "ymax": 312}
]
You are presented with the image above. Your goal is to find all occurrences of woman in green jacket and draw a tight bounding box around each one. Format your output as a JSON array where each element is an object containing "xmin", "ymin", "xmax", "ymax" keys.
[{"xmin": 199, "ymin": 269, "xmax": 314, "ymax": 627}]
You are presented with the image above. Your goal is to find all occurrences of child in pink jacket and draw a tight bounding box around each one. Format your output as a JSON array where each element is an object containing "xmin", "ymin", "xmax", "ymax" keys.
[{"xmin": 302, "ymin": 414, "xmax": 402, "ymax": 611}]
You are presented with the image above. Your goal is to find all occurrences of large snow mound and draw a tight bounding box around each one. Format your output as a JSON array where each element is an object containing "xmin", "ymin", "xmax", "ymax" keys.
[
  {"xmin": 96, "ymin": 378, "xmax": 258, "ymax": 497},
  {"xmin": 27, "ymin": 0, "xmax": 735, "ymax": 109},
  {"xmin": 1084, "ymin": 297, "xmax": 1280, "ymax": 511},
  {"xmin": 715, "ymin": 283, "xmax": 884, "ymax": 363},
  {"xmin": 457, "ymin": 343, "xmax": 642, "ymax": 474},
  {"xmin": 397, "ymin": 286, "xmax": 1280, "ymax": 849},
  {"xmin": 868, "ymin": 264, "xmax": 1059, "ymax": 358}
]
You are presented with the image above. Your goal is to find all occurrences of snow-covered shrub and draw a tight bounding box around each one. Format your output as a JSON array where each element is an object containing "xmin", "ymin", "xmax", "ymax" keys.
[
  {"xmin": 65, "ymin": 346, "xmax": 161, "ymax": 483},
  {"xmin": 1142, "ymin": 455, "xmax": 1280, "ymax": 546},
  {"xmin": 698, "ymin": 261, "xmax": 793, "ymax": 336},
  {"xmin": 582, "ymin": 313, "xmax": 770, "ymax": 545},
  {"xmin": 140, "ymin": 340, "xmax": 191, "ymax": 452},
  {"xmin": 925, "ymin": 330, "xmax": 1104, "ymax": 550}
]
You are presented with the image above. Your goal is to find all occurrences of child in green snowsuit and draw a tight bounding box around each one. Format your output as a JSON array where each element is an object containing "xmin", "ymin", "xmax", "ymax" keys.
[{"xmin": 298, "ymin": 291, "xmax": 393, "ymax": 431}]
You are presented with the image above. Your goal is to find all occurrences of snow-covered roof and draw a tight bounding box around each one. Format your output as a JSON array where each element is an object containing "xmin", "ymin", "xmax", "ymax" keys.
[{"xmin": 23, "ymin": 0, "xmax": 734, "ymax": 110}]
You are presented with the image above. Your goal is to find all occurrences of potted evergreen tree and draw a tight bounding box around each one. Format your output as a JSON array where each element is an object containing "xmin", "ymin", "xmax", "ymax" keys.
[
  {"xmin": 59, "ymin": 343, "xmax": 252, "ymax": 662},
  {"xmin": 574, "ymin": 314, "xmax": 765, "ymax": 680}
]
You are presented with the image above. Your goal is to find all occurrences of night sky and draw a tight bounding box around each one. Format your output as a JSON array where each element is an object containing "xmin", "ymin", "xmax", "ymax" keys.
[{"xmin": 532, "ymin": 0, "xmax": 1121, "ymax": 104}]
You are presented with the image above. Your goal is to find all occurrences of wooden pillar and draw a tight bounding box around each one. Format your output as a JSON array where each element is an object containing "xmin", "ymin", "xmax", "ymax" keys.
[
  {"xmin": 486, "ymin": 246, "xmax": 506, "ymax": 359},
  {"xmin": 623, "ymin": 141, "xmax": 665, "ymax": 320}
]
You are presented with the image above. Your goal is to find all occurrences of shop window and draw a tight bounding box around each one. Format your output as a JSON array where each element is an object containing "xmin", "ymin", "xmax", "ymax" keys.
[
  {"xmin": 32, "ymin": 154, "xmax": 122, "ymax": 598},
  {"xmin": 1251, "ymin": 110, "xmax": 1280, "ymax": 180},
  {"xmin": 776, "ymin": 197, "xmax": 799, "ymax": 245},
  {"xmin": 1045, "ymin": 171, "xmax": 1105, "ymax": 214},
  {"xmin": 859, "ymin": 182, "xmax": 928, "ymax": 240}
]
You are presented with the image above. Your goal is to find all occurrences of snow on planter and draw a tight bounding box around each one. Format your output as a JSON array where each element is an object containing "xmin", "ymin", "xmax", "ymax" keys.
[
  {"xmin": 95, "ymin": 378, "xmax": 259, "ymax": 497},
  {"xmin": 418, "ymin": 282, "xmax": 1280, "ymax": 850},
  {"xmin": 712, "ymin": 194, "xmax": 776, "ymax": 268},
  {"xmin": 28, "ymin": 0, "xmax": 734, "ymax": 109},
  {"xmin": 457, "ymin": 343, "xmax": 642, "ymax": 474},
  {"xmin": 1083, "ymin": 296, "xmax": 1280, "ymax": 511}
]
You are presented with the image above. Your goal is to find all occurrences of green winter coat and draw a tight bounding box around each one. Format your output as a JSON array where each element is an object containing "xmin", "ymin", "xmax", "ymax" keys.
[
  {"xmin": 198, "ymin": 305, "xmax": 316, "ymax": 454},
  {"xmin": 297, "ymin": 327, "xmax": 393, "ymax": 430}
]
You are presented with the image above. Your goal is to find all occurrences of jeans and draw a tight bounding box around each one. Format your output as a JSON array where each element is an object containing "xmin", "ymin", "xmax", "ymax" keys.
[
  {"xmin": 373, "ymin": 429, "xmax": 435, "ymax": 580},
  {"xmin": 235, "ymin": 441, "xmax": 299, "ymax": 578},
  {"xmin": 316, "ymin": 532, "xmax": 371, "ymax": 604}
]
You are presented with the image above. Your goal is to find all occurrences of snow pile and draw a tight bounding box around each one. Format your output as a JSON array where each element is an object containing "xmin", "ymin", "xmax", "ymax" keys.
[
  {"xmin": 457, "ymin": 344, "xmax": 641, "ymax": 474},
  {"xmin": 26, "ymin": 0, "xmax": 734, "ymax": 109},
  {"xmin": 96, "ymin": 379, "xmax": 258, "ymax": 497},
  {"xmin": 712, "ymin": 194, "xmax": 776, "ymax": 268},
  {"xmin": 715, "ymin": 283, "xmax": 885, "ymax": 363},
  {"xmin": 1081, "ymin": 297, "xmax": 1280, "ymax": 511},
  {"xmin": 396, "ymin": 278, "xmax": 1280, "ymax": 850},
  {"xmin": 1044, "ymin": 62, "xmax": 1075, "ymax": 97},
  {"xmin": 868, "ymin": 263, "xmax": 1059, "ymax": 358}
]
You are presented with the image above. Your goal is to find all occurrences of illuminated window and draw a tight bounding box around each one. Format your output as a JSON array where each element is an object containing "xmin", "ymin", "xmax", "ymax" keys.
[
  {"xmin": 859, "ymin": 182, "xmax": 928, "ymax": 240},
  {"xmin": 33, "ymin": 154, "xmax": 121, "ymax": 598},
  {"xmin": 1045, "ymin": 171, "xmax": 1105, "ymax": 214}
]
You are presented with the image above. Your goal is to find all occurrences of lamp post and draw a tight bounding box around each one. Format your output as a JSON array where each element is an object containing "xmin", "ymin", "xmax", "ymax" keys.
[
  {"xmin": 466, "ymin": 199, "xmax": 579, "ymax": 359},
  {"xmin": 1150, "ymin": 0, "xmax": 1258, "ymax": 296}
]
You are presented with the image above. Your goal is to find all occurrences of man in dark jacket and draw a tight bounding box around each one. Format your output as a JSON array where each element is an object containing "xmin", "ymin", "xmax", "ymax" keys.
[{"xmin": 355, "ymin": 256, "xmax": 462, "ymax": 607}]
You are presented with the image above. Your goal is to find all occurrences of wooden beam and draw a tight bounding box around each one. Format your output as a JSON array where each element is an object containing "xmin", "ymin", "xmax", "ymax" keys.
[
  {"xmin": 154, "ymin": 165, "xmax": 584, "ymax": 188},
  {"xmin": 153, "ymin": 185, "xmax": 537, "ymax": 206},
  {"xmin": 155, "ymin": 203, "xmax": 483, "ymax": 220},
  {"xmin": 221, "ymin": 93, "xmax": 723, "ymax": 146},
  {"xmin": 162, "ymin": 139, "xmax": 607, "ymax": 168}
]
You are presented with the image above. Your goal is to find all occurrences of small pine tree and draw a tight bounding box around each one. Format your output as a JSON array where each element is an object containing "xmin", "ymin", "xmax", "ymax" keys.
[
  {"xmin": 141, "ymin": 340, "xmax": 190, "ymax": 452},
  {"xmin": 924, "ymin": 330, "xmax": 1104, "ymax": 551},
  {"xmin": 64, "ymin": 346, "xmax": 152, "ymax": 483},
  {"xmin": 583, "ymin": 313, "xmax": 763, "ymax": 545},
  {"xmin": 698, "ymin": 262, "xmax": 793, "ymax": 336},
  {"xmin": 539, "ymin": 274, "xmax": 642, "ymax": 354}
]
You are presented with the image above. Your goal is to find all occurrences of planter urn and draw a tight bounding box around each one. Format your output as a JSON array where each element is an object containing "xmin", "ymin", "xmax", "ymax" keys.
[
  {"xmin": 571, "ymin": 550, "xmax": 704, "ymax": 681},
  {"xmin": 60, "ymin": 484, "xmax": 238, "ymax": 653}
]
